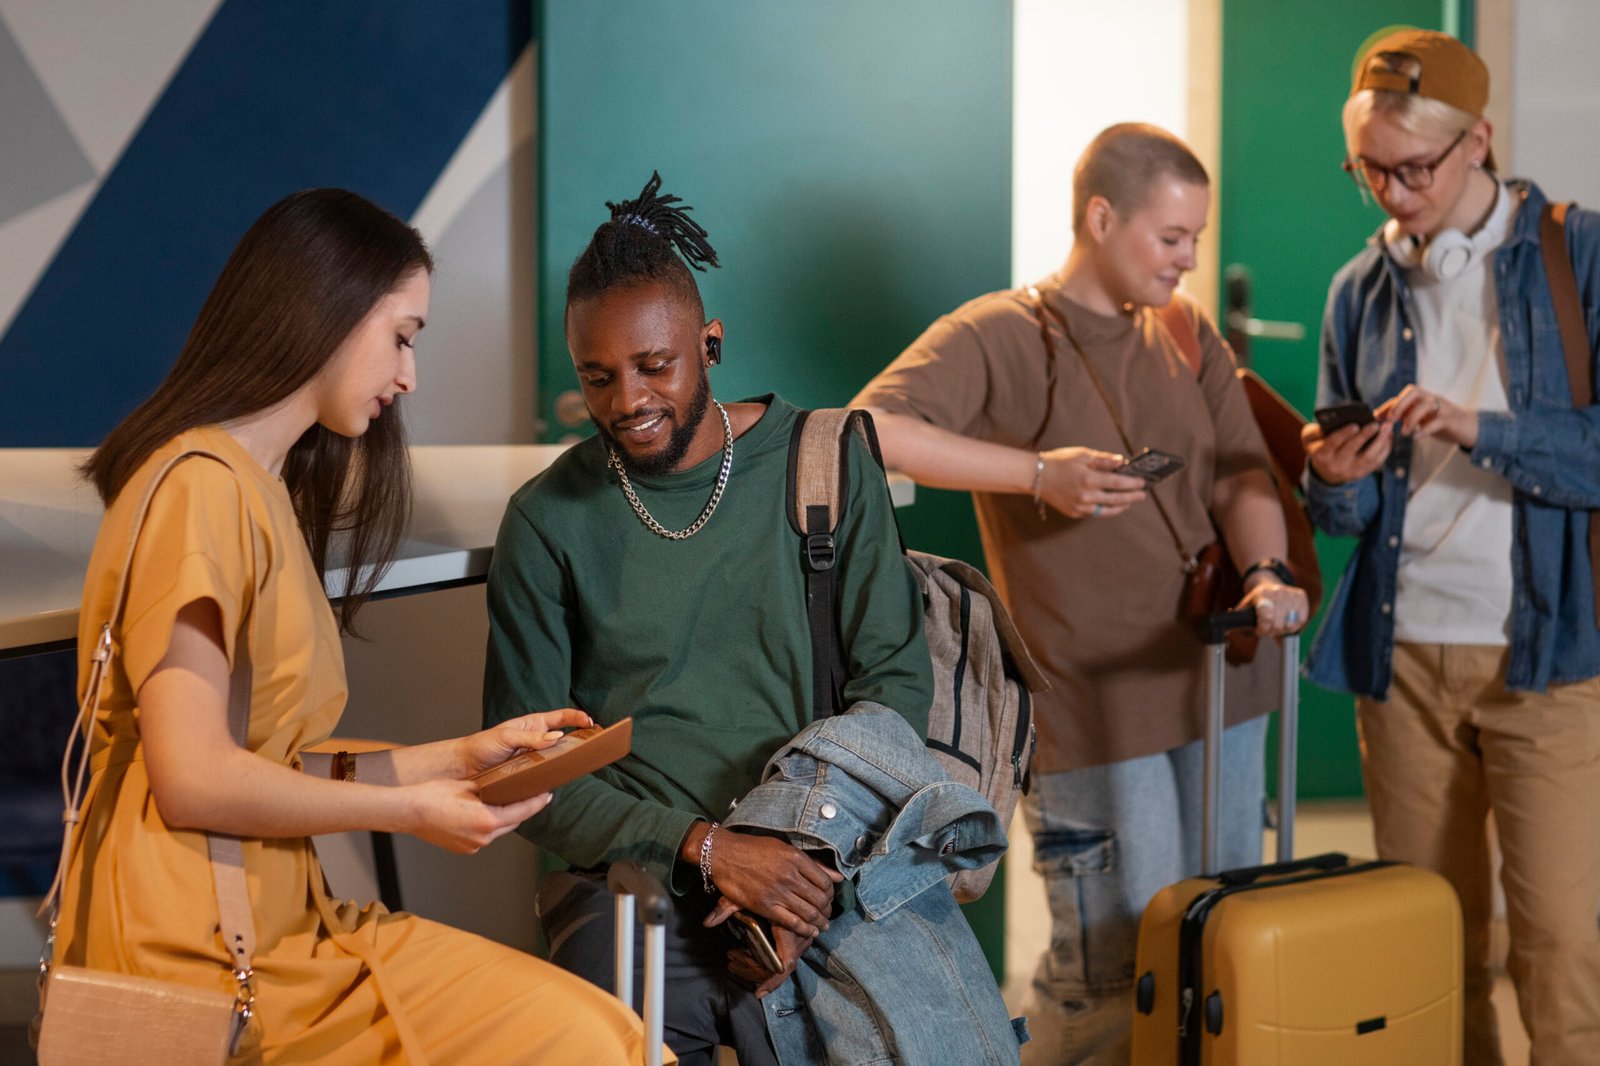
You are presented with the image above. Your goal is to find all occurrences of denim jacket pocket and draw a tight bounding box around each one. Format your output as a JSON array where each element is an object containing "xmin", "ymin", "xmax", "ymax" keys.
[{"xmin": 1031, "ymin": 826, "xmax": 1116, "ymax": 877}]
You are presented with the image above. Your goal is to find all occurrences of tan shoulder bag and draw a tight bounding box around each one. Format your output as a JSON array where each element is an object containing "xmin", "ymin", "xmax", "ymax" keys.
[{"xmin": 33, "ymin": 449, "xmax": 257, "ymax": 1065}]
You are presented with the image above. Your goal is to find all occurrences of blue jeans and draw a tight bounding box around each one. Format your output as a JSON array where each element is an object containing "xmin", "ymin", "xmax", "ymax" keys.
[{"xmin": 1018, "ymin": 716, "xmax": 1268, "ymax": 1066}]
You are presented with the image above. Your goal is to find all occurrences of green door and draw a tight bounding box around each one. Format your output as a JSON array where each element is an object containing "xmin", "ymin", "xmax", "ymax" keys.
[{"xmin": 1217, "ymin": 1, "xmax": 1467, "ymax": 796}]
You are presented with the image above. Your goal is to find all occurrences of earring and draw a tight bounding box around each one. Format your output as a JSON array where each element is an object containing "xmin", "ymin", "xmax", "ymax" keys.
[{"xmin": 1472, "ymin": 159, "xmax": 1483, "ymax": 170}]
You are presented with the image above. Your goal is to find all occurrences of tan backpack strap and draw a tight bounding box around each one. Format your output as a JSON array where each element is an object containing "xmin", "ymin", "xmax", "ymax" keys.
[
  {"xmin": 788, "ymin": 408, "xmax": 888, "ymax": 720},
  {"xmin": 1540, "ymin": 201, "xmax": 1600, "ymax": 629},
  {"xmin": 788, "ymin": 407, "xmax": 855, "ymax": 535}
]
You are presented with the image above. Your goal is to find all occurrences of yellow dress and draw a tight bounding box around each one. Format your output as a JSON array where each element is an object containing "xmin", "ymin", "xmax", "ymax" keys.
[{"xmin": 56, "ymin": 426, "xmax": 662, "ymax": 1065}]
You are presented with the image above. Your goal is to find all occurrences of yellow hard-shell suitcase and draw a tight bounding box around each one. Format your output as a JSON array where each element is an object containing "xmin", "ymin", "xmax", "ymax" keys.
[{"xmin": 1130, "ymin": 611, "xmax": 1463, "ymax": 1065}]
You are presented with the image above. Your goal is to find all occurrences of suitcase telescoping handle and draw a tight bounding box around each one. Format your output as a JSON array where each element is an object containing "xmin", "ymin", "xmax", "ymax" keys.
[
  {"xmin": 1199, "ymin": 609, "xmax": 1300, "ymax": 877},
  {"xmin": 608, "ymin": 861, "xmax": 670, "ymax": 1066}
]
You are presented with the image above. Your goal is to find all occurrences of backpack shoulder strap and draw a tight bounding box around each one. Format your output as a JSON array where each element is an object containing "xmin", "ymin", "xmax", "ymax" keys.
[
  {"xmin": 1153, "ymin": 295, "xmax": 1204, "ymax": 377},
  {"xmin": 788, "ymin": 408, "xmax": 891, "ymax": 718},
  {"xmin": 1541, "ymin": 202, "xmax": 1594, "ymax": 407},
  {"xmin": 1539, "ymin": 200, "xmax": 1600, "ymax": 629}
]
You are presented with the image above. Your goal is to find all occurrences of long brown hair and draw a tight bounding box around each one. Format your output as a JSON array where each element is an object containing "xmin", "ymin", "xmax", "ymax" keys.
[{"xmin": 82, "ymin": 188, "xmax": 433, "ymax": 631}]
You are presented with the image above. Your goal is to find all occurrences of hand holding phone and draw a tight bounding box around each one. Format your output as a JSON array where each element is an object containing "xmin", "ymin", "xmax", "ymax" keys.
[
  {"xmin": 727, "ymin": 911, "xmax": 784, "ymax": 974},
  {"xmin": 1313, "ymin": 401, "xmax": 1376, "ymax": 436},
  {"xmin": 1112, "ymin": 447, "xmax": 1186, "ymax": 485}
]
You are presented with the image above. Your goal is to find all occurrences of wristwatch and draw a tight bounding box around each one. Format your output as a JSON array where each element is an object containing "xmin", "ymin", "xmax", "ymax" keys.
[{"xmin": 1241, "ymin": 557, "xmax": 1296, "ymax": 587}]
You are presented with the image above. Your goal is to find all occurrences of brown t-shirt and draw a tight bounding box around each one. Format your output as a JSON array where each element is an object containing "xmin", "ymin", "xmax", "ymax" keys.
[{"xmin": 853, "ymin": 275, "xmax": 1280, "ymax": 772}]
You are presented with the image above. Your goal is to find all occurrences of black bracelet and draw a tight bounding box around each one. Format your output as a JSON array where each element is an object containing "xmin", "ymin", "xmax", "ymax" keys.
[{"xmin": 1241, "ymin": 557, "xmax": 1296, "ymax": 587}]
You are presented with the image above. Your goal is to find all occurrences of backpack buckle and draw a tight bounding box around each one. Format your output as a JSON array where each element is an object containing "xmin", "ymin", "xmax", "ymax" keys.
[{"xmin": 805, "ymin": 532, "xmax": 836, "ymax": 571}]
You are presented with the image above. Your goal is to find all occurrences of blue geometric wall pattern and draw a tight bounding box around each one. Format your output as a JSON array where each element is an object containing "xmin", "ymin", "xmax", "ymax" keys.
[{"xmin": 0, "ymin": 1, "xmax": 531, "ymax": 446}]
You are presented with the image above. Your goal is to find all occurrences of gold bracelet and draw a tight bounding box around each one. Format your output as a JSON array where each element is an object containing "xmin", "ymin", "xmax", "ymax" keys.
[{"xmin": 331, "ymin": 751, "xmax": 356, "ymax": 782}]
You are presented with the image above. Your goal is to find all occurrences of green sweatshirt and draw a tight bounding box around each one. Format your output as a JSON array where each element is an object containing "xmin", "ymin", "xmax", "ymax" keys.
[{"xmin": 483, "ymin": 394, "xmax": 932, "ymax": 890}]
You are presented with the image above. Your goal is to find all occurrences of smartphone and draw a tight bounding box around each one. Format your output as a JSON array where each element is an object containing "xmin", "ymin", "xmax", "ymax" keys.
[
  {"xmin": 1314, "ymin": 401, "xmax": 1376, "ymax": 435},
  {"xmin": 727, "ymin": 911, "xmax": 784, "ymax": 974},
  {"xmin": 1113, "ymin": 447, "xmax": 1186, "ymax": 485}
]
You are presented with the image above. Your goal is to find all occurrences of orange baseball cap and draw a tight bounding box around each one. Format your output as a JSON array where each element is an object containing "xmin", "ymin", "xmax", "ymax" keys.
[{"xmin": 1351, "ymin": 28, "xmax": 1489, "ymax": 118}]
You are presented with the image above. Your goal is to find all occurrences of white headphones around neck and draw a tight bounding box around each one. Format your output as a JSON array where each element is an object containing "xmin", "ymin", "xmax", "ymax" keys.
[
  {"xmin": 1384, "ymin": 221, "xmax": 1476, "ymax": 282},
  {"xmin": 1384, "ymin": 169, "xmax": 1506, "ymax": 284}
]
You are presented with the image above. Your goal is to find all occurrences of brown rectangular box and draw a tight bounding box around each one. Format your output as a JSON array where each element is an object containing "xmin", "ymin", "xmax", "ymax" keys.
[{"xmin": 472, "ymin": 718, "xmax": 633, "ymax": 805}]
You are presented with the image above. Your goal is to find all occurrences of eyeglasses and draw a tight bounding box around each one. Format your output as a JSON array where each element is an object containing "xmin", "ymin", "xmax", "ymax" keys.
[{"xmin": 1342, "ymin": 130, "xmax": 1468, "ymax": 198}]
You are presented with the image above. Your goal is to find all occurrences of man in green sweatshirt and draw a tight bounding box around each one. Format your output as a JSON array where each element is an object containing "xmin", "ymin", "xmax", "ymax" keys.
[{"xmin": 483, "ymin": 174, "xmax": 933, "ymax": 1066}]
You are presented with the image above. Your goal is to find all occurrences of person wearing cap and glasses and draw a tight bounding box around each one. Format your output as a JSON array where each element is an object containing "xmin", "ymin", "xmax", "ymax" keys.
[
  {"xmin": 1303, "ymin": 29, "xmax": 1600, "ymax": 1066},
  {"xmin": 853, "ymin": 124, "xmax": 1308, "ymax": 1065}
]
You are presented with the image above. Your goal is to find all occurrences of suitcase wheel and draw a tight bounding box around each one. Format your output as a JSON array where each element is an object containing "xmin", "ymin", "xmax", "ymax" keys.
[{"xmin": 1135, "ymin": 972, "xmax": 1154, "ymax": 1015}]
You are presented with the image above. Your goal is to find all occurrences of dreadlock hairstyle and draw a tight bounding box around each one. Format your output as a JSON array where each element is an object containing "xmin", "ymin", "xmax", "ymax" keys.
[{"xmin": 565, "ymin": 171, "xmax": 720, "ymax": 318}]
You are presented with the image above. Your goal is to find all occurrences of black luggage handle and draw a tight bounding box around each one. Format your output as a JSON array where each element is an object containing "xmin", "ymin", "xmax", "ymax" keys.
[
  {"xmin": 1196, "ymin": 607, "xmax": 1257, "ymax": 646},
  {"xmin": 1216, "ymin": 852, "xmax": 1348, "ymax": 886},
  {"xmin": 608, "ymin": 861, "xmax": 671, "ymax": 926}
]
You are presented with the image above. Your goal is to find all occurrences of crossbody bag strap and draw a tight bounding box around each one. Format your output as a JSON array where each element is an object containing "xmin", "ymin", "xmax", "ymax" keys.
[
  {"xmin": 41, "ymin": 447, "xmax": 258, "ymax": 1028},
  {"xmin": 1539, "ymin": 201, "xmax": 1600, "ymax": 628},
  {"xmin": 1027, "ymin": 288, "xmax": 1195, "ymax": 568}
]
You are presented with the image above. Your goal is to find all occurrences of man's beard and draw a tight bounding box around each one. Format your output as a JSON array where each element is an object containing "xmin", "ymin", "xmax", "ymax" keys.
[{"xmin": 597, "ymin": 369, "xmax": 713, "ymax": 477}]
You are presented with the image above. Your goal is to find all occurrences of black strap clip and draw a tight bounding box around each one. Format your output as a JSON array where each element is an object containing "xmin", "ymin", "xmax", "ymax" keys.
[{"xmin": 805, "ymin": 532, "xmax": 836, "ymax": 572}]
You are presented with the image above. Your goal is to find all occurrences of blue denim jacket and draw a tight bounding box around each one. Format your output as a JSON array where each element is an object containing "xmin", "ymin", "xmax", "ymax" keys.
[
  {"xmin": 724, "ymin": 703, "xmax": 1024, "ymax": 1065},
  {"xmin": 1306, "ymin": 179, "xmax": 1600, "ymax": 699}
]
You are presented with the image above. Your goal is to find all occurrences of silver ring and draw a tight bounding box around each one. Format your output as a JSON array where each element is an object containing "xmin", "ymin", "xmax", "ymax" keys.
[
  {"xmin": 1285, "ymin": 609, "xmax": 1300, "ymax": 626},
  {"xmin": 1090, "ymin": 503, "xmax": 1103, "ymax": 517},
  {"xmin": 1257, "ymin": 599, "xmax": 1273, "ymax": 612}
]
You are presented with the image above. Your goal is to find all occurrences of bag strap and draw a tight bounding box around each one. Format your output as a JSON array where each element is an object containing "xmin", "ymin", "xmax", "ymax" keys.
[
  {"xmin": 41, "ymin": 448, "xmax": 258, "ymax": 1030},
  {"xmin": 788, "ymin": 408, "xmax": 897, "ymax": 719},
  {"xmin": 1539, "ymin": 201, "xmax": 1600, "ymax": 628},
  {"xmin": 1154, "ymin": 298, "xmax": 1205, "ymax": 377},
  {"xmin": 1026, "ymin": 288, "xmax": 1197, "ymax": 569}
]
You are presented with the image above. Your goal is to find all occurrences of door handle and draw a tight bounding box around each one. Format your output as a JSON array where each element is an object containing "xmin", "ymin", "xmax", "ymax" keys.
[
  {"xmin": 1225, "ymin": 311, "xmax": 1306, "ymax": 341},
  {"xmin": 1223, "ymin": 264, "xmax": 1307, "ymax": 363}
]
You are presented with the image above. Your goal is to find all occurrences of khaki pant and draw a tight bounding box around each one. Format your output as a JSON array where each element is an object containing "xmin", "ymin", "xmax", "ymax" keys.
[{"xmin": 1358, "ymin": 643, "xmax": 1600, "ymax": 1066}]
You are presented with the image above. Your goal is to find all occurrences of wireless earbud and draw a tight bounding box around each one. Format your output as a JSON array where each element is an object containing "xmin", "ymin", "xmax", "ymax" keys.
[{"xmin": 706, "ymin": 335, "xmax": 722, "ymax": 365}]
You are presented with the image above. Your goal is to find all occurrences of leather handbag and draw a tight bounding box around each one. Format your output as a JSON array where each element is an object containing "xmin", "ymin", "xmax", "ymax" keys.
[{"xmin": 33, "ymin": 450, "xmax": 257, "ymax": 1065}]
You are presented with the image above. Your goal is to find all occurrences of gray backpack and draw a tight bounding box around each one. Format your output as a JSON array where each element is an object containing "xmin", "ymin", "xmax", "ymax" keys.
[{"xmin": 788, "ymin": 408, "xmax": 1049, "ymax": 902}]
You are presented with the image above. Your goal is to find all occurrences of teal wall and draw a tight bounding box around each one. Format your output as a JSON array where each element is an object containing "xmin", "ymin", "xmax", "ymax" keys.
[{"xmin": 536, "ymin": 0, "xmax": 1010, "ymax": 976}]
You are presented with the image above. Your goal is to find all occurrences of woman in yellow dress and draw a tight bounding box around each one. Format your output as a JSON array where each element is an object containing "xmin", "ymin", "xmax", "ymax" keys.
[{"xmin": 54, "ymin": 188, "xmax": 666, "ymax": 1064}]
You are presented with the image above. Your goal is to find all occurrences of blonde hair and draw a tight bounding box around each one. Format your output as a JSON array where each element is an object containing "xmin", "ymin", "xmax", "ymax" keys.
[
  {"xmin": 1342, "ymin": 51, "xmax": 1477, "ymax": 153},
  {"xmin": 1072, "ymin": 123, "xmax": 1208, "ymax": 232}
]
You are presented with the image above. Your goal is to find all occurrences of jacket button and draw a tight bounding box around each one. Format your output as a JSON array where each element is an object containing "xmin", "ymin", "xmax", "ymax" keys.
[
  {"xmin": 1480, "ymin": 457, "xmax": 1493, "ymax": 469},
  {"xmin": 1394, "ymin": 466, "xmax": 1407, "ymax": 479},
  {"xmin": 1531, "ymin": 484, "xmax": 1543, "ymax": 496},
  {"xmin": 820, "ymin": 802, "xmax": 838, "ymax": 819},
  {"xmin": 855, "ymin": 834, "xmax": 869, "ymax": 854},
  {"xmin": 1388, "ymin": 535, "xmax": 1399, "ymax": 548},
  {"xmin": 1380, "ymin": 602, "xmax": 1393, "ymax": 615},
  {"xmin": 1402, "ymin": 327, "xmax": 1414, "ymax": 341}
]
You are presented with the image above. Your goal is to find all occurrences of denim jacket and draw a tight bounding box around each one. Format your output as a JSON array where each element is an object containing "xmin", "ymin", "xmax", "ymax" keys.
[
  {"xmin": 1306, "ymin": 179, "xmax": 1600, "ymax": 699},
  {"xmin": 724, "ymin": 703, "xmax": 1024, "ymax": 1065}
]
